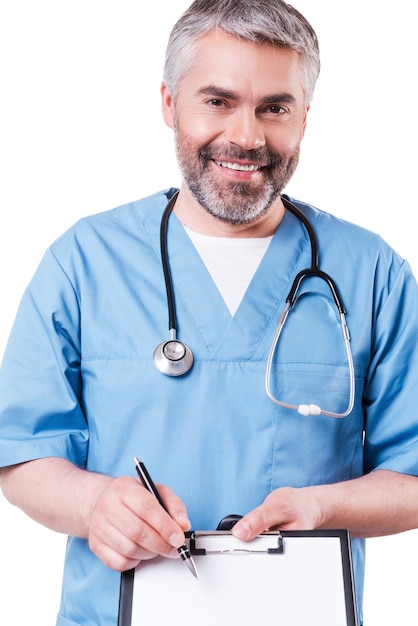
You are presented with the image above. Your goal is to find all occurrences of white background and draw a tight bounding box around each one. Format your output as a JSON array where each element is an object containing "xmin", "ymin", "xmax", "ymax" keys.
[{"xmin": 0, "ymin": 1, "xmax": 417, "ymax": 624}]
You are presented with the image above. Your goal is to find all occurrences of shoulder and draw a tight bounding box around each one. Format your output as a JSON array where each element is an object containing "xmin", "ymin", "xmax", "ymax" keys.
[
  {"xmin": 285, "ymin": 194, "xmax": 406, "ymax": 268},
  {"xmin": 53, "ymin": 188, "xmax": 175, "ymax": 239},
  {"xmin": 27, "ymin": 189, "xmax": 177, "ymax": 288},
  {"xmin": 43, "ymin": 188, "xmax": 178, "ymax": 270},
  {"xmin": 284, "ymin": 195, "xmax": 417, "ymax": 306}
]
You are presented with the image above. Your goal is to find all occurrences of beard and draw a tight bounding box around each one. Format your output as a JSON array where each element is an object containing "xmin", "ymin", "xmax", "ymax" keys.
[{"xmin": 174, "ymin": 124, "xmax": 300, "ymax": 225}]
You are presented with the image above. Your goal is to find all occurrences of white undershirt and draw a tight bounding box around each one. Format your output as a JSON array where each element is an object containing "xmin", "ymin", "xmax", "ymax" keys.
[{"xmin": 184, "ymin": 227, "xmax": 273, "ymax": 315}]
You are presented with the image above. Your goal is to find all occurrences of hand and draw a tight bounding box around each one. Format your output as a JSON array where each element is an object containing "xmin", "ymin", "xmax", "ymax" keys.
[
  {"xmin": 232, "ymin": 486, "xmax": 322, "ymax": 541},
  {"xmin": 88, "ymin": 476, "xmax": 191, "ymax": 571}
]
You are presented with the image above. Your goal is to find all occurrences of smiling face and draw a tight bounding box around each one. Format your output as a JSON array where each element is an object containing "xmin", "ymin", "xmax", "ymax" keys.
[{"xmin": 162, "ymin": 30, "xmax": 309, "ymax": 232}]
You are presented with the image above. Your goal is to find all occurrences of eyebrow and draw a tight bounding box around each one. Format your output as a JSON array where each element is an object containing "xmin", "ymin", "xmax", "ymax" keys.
[{"xmin": 196, "ymin": 85, "xmax": 297, "ymax": 106}]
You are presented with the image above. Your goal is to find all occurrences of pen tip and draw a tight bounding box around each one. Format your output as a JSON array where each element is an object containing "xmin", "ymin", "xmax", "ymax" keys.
[{"xmin": 184, "ymin": 556, "xmax": 199, "ymax": 579}]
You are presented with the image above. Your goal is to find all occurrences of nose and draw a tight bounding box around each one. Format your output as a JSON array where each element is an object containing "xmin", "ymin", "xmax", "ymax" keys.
[{"xmin": 225, "ymin": 108, "xmax": 266, "ymax": 151}]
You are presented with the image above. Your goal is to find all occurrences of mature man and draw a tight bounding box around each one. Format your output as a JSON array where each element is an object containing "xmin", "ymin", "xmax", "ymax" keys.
[{"xmin": 1, "ymin": 1, "xmax": 418, "ymax": 625}]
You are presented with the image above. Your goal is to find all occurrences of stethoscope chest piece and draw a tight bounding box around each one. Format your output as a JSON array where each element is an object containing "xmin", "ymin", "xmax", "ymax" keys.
[{"xmin": 153, "ymin": 339, "xmax": 194, "ymax": 377}]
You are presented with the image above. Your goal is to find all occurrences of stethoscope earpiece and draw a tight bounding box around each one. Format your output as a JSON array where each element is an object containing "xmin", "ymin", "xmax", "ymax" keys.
[{"xmin": 153, "ymin": 339, "xmax": 194, "ymax": 377}]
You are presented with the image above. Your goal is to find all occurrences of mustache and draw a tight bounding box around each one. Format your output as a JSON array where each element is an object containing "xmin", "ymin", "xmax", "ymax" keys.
[{"xmin": 198, "ymin": 145, "xmax": 282, "ymax": 168}]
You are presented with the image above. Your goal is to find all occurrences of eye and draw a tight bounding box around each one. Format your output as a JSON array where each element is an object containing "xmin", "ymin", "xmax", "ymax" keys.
[
  {"xmin": 266, "ymin": 104, "xmax": 288, "ymax": 114},
  {"xmin": 208, "ymin": 98, "xmax": 226, "ymax": 107}
]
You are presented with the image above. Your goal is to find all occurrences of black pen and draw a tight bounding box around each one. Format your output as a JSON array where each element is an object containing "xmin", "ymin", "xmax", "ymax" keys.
[{"xmin": 133, "ymin": 457, "xmax": 198, "ymax": 579}]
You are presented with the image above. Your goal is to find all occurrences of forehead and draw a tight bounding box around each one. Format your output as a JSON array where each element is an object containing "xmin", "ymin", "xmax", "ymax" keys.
[{"xmin": 178, "ymin": 29, "xmax": 306, "ymax": 101}]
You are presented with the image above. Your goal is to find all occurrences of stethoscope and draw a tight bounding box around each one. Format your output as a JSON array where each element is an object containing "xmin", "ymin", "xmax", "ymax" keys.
[{"xmin": 153, "ymin": 191, "xmax": 355, "ymax": 418}]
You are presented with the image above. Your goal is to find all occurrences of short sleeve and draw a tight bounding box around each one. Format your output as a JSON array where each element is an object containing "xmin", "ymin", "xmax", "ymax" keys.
[
  {"xmin": 363, "ymin": 259, "xmax": 418, "ymax": 474},
  {"xmin": 0, "ymin": 248, "xmax": 88, "ymax": 468}
]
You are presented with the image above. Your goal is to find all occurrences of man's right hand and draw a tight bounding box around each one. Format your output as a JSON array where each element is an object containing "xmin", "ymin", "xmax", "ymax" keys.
[
  {"xmin": 88, "ymin": 475, "xmax": 191, "ymax": 571},
  {"xmin": 0, "ymin": 458, "xmax": 191, "ymax": 572}
]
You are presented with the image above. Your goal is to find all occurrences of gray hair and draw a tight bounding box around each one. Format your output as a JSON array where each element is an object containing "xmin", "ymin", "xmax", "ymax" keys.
[{"xmin": 163, "ymin": 0, "xmax": 320, "ymax": 105}]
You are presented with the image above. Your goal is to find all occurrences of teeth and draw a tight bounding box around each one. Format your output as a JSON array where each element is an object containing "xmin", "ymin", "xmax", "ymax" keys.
[{"xmin": 214, "ymin": 160, "xmax": 261, "ymax": 172}]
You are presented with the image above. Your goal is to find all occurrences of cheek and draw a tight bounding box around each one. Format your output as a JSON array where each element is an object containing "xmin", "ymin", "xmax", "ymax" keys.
[
  {"xmin": 177, "ymin": 110, "xmax": 224, "ymax": 144},
  {"xmin": 267, "ymin": 123, "xmax": 306, "ymax": 154}
]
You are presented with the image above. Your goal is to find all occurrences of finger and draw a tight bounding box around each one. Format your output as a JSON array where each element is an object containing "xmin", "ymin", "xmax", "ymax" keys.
[
  {"xmin": 89, "ymin": 517, "xmax": 181, "ymax": 571},
  {"xmin": 231, "ymin": 504, "xmax": 270, "ymax": 541},
  {"xmin": 232, "ymin": 488, "xmax": 297, "ymax": 540},
  {"xmin": 90, "ymin": 528, "xmax": 169, "ymax": 572},
  {"xmin": 90, "ymin": 503, "xmax": 180, "ymax": 559},
  {"xmin": 157, "ymin": 483, "xmax": 192, "ymax": 531},
  {"xmin": 89, "ymin": 477, "xmax": 186, "ymax": 560},
  {"xmin": 103, "ymin": 494, "xmax": 184, "ymax": 558},
  {"xmin": 125, "ymin": 482, "xmax": 187, "ymax": 550},
  {"xmin": 232, "ymin": 487, "xmax": 320, "ymax": 541}
]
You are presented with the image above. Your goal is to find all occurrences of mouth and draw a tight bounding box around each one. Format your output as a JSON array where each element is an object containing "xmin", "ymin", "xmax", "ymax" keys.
[{"xmin": 213, "ymin": 159, "xmax": 264, "ymax": 173}]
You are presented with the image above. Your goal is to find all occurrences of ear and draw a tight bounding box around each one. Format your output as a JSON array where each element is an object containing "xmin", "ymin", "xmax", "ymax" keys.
[
  {"xmin": 161, "ymin": 82, "xmax": 175, "ymax": 129},
  {"xmin": 300, "ymin": 105, "xmax": 310, "ymax": 140}
]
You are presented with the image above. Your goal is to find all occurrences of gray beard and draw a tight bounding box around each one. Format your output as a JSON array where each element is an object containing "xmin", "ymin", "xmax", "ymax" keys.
[{"xmin": 175, "ymin": 135, "xmax": 300, "ymax": 225}]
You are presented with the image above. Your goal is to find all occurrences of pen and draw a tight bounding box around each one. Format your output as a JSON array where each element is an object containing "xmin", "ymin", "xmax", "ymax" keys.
[{"xmin": 133, "ymin": 457, "xmax": 198, "ymax": 579}]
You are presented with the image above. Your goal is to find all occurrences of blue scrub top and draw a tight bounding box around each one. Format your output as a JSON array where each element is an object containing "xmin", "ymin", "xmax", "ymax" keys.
[{"xmin": 1, "ymin": 189, "xmax": 418, "ymax": 626}]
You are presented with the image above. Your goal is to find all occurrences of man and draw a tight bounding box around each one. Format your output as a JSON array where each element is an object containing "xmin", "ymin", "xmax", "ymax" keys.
[{"xmin": 1, "ymin": 1, "xmax": 418, "ymax": 625}]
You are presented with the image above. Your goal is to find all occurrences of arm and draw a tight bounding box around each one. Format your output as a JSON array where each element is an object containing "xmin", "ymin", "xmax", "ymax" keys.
[
  {"xmin": 0, "ymin": 457, "xmax": 191, "ymax": 572},
  {"xmin": 232, "ymin": 469, "xmax": 418, "ymax": 541}
]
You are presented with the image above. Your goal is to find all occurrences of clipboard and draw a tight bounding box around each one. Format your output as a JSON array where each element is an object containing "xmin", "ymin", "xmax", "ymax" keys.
[{"xmin": 118, "ymin": 528, "xmax": 358, "ymax": 625}]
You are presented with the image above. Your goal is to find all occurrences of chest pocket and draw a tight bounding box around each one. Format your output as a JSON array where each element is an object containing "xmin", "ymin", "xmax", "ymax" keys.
[{"xmin": 270, "ymin": 291, "xmax": 358, "ymax": 415}]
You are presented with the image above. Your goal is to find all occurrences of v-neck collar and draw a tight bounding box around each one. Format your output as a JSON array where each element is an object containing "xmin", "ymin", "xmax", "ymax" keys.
[{"xmin": 138, "ymin": 191, "xmax": 311, "ymax": 360}]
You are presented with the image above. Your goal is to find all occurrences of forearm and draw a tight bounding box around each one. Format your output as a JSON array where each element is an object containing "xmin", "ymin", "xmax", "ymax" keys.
[
  {"xmin": 0, "ymin": 457, "xmax": 112, "ymax": 537},
  {"xmin": 312, "ymin": 469, "xmax": 418, "ymax": 538},
  {"xmin": 232, "ymin": 469, "xmax": 418, "ymax": 541},
  {"xmin": 0, "ymin": 456, "xmax": 192, "ymax": 572}
]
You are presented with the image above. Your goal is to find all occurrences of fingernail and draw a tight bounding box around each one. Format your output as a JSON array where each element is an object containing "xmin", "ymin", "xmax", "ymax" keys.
[
  {"xmin": 177, "ymin": 512, "xmax": 191, "ymax": 528},
  {"xmin": 169, "ymin": 532, "xmax": 185, "ymax": 548},
  {"xmin": 168, "ymin": 547, "xmax": 181, "ymax": 559},
  {"xmin": 232, "ymin": 520, "xmax": 250, "ymax": 540}
]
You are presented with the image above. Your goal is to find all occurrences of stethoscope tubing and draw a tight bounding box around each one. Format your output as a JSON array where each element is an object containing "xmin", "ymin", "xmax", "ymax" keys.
[
  {"xmin": 264, "ymin": 302, "xmax": 355, "ymax": 417},
  {"xmin": 263, "ymin": 196, "xmax": 355, "ymax": 417},
  {"xmin": 160, "ymin": 191, "xmax": 180, "ymax": 334}
]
